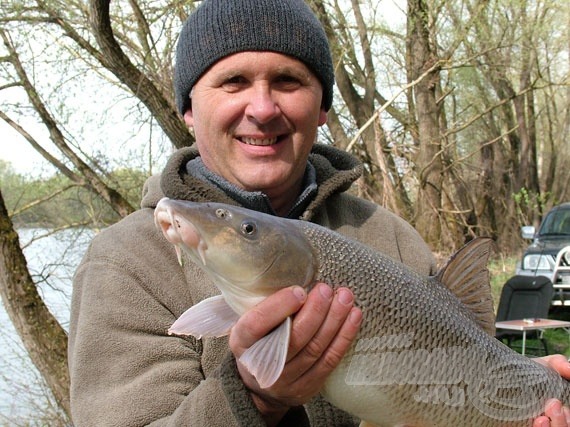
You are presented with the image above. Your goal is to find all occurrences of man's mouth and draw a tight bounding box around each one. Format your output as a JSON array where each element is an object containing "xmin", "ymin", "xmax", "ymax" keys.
[{"xmin": 239, "ymin": 136, "xmax": 279, "ymax": 146}]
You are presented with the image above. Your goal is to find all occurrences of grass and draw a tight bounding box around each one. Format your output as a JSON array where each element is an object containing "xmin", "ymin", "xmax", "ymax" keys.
[{"xmin": 488, "ymin": 256, "xmax": 570, "ymax": 357}]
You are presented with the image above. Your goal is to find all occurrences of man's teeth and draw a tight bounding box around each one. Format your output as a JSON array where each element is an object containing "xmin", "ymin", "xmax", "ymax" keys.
[{"xmin": 241, "ymin": 137, "xmax": 278, "ymax": 146}]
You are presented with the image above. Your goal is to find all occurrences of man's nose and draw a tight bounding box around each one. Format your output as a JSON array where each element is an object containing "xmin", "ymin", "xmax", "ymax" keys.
[{"xmin": 244, "ymin": 84, "xmax": 281, "ymax": 124}]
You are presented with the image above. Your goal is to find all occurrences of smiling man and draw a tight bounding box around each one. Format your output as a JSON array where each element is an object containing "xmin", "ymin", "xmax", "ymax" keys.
[
  {"xmin": 68, "ymin": 0, "xmax": 570, "ymax": 426},
  {"xmin": 184, "ymin": 51, "xmax": 327, "ymax": 216}
]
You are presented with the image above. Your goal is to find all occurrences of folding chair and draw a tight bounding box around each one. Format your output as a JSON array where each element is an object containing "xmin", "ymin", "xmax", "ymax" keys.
[{"xmin": 495, "ymin": 275, "xmax": 553, "ymax": 355}]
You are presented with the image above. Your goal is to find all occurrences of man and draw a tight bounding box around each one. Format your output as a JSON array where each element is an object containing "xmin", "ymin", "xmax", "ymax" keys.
[{"xmin": 68, "ymin": 0, "xmax": 570, "ymax": 425}]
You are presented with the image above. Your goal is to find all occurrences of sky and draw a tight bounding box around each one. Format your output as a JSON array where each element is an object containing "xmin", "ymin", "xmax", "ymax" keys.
[{"xmin": 2, "ymin": 121, "xmax": 51, "ymax": 176}]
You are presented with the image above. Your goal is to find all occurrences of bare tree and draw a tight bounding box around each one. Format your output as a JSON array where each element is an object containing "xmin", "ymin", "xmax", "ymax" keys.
[{"xmin": 0, "ymin": 0, "xmax": 569, "ymax": 418}]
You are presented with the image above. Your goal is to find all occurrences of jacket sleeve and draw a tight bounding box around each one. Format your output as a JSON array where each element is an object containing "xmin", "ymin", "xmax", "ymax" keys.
[{"xmin": 67, "ymin": 209, "xmax": 257, "ymax": 426}]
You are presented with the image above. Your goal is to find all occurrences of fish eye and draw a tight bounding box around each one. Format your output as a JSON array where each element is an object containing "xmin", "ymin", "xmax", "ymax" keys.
[
  {"xmin": 240, "ymin": 221, "xmax": 257, "ymax": 236},
  {"xmin": 215, "ymin": 208, "xmax": 231, "ymax": 219}
]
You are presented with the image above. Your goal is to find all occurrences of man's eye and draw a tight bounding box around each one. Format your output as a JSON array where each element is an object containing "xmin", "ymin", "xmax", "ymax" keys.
[
  {"xmin": 222, "ymin": 76, "xmax": 248, "ymax": 90},
  {"xmin": 226, "ymin": 76, "xmax": 246, "ymax": 84},
  {"xmin": 275, "ymin": 76, "xmax": 302, "ymax": 90}
]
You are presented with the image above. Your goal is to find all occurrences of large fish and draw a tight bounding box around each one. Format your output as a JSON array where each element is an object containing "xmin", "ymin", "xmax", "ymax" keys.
[{"xmin": 154, "ymin": 198, "xmax": 570, "ymax": 426}]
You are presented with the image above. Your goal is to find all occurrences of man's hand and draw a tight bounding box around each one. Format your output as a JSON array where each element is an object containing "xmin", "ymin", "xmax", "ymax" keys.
[
  {"xmin": 532, "ymin": 355, "xmax": 570, "ymax": 427},
  {"xmin": 535, "ymin": 354, "xmax": 570, "ymax": 379},
  {"xmin": 533, "ymin": 399, "xmax": 570, "ymax": 427},
  {"xmin": 228, "ymin": 283, "xmax": 362, "ymax": 426}
]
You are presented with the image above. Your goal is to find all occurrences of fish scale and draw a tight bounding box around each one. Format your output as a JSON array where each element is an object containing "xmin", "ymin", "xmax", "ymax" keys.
[{"xmin": 154, "ymin": 198, "xmax": 570, "ymax": 427}]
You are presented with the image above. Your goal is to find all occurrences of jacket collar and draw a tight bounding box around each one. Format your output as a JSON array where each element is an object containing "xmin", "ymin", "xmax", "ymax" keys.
[{"xmin": 155, "ymin": 144, "xmax": 362, "ymax": 221}]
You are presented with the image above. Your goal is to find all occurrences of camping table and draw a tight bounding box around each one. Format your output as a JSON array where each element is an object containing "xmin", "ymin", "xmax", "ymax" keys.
[{"xmin": 495, "ymin": 318, "xmax": 570, "ymax": 356}]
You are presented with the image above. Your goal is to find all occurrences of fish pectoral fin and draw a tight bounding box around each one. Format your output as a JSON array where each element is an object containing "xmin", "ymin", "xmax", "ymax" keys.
[
  {"xmin": 168, "ymin": 295, "xmax": 239, "ymax": 338},
  {"xmin": 239, "ymin": 316, "xmax": 292, "ymax": 389}
]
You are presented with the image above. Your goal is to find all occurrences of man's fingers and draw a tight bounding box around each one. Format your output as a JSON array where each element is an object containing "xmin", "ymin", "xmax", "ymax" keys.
[
  {"xmin": 286, "ymin": 283, "xmax": 334, "ymax": 360},
  {"xmin": 285, "ymin": 287, "xmax": 358, "ymax": 381},
  {"xmin": 299, "ymin": 288, "xmax": 355, "ymax": 361},
  {"xmin": 543, "ymin": 399, "xmax": 569, "ymax": 427},
  {"xmin": 229, "ymin": 286, "xmax": 306, "ymax": 355},
  {"xmin": 533, "ymin": 415, "xmax": 550, "ymax": 427},
  {"xmin": 229, "ymin": 283, "xmax": 361, "ymax": 394},
  {"xmin": 536, "ymin": 355, "xmax": 570, "ymax": 380},
  {"xmin": 307, "ymin": 306, "xmax": 362, "ymax": 375}
]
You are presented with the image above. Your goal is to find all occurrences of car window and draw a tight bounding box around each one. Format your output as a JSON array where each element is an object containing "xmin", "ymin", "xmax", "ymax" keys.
[{"xmin": 540, "ymin": 210, "xmax": 570, "ymax": 235}]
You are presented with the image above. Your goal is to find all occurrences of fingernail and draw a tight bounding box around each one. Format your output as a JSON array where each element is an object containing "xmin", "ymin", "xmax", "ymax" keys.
[
  {"xmin": 337, "ymin": 288, "xmax": 353, "ymax": 305},
  {"xmin": 563, "ymin": 406, "xmax": 570, "ymax": 423},
  {"xmin": 293, "ymin": 286, "xmax": 306, "ymax": 302},
  {"xmin": 319, "ymin": 283, "xmax": 333, "ymax": 300},
  {"xmin": 349, "ymin": 308, "xmax": 362, "ymax": 326},
  {"xmin": 546, "ymin": 399, "xmax": 562, "ymax": 416}
]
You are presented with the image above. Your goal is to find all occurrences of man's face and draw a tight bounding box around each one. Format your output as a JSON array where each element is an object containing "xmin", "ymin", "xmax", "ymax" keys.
[{"xmin": 184, "ymin": 51, "xmax": 327, "ymax": 204}]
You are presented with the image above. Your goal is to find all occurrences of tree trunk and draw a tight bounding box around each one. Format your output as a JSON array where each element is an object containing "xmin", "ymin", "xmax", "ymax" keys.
[
  {"xmin": 407, "ymin": 0, "xmax": 445, "ymax": 249},
  {"xmin": 0, "ymin": 189, "xmax": 70, "ymax": 418}
]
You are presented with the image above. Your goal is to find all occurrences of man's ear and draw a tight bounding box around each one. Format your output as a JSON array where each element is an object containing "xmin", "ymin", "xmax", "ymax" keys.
[
  {"xmin": 183, "ymin": 109, "xmax": 194, "ymax": 127},
  {"xmin": 318, "ymin": 108, "xmax": 328, "ymax": 126}
]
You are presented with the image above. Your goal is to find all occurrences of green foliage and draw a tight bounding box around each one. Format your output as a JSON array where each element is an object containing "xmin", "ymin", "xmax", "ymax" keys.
[
  {"xmin": 0, "ymin": 159, "xmax": 30, "ymax": 214},
  {"xmin": 2, "ymin": 162, "xmax": 148, "ymax": 229},
  {"xmin": 109, "ymin": 167, "xmax": 149, "ymax": 207},
  {"xmin": 488, "ymin": 256, "xmax": 514, "ymax": 312},
  {"xmin": 512, "ymin": 188, "xmax": 552, "ymax": 226}
]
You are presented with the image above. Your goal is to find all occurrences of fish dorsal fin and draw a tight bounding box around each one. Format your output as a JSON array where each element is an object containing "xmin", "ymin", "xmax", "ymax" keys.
[
  {"xmin": 435, "ymin": 237, "xmax": 496, "ymax": 336},
  {"xmin": 168, "ymin": 295, "xmax": 240, "ymax": 338},
  {"xmin": 239, "ymin": 316, "xmax": 292, "ymax": 389}
]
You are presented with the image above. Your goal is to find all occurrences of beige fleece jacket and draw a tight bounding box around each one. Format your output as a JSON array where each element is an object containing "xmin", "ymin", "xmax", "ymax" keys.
[{"xmin": 68, "ymin": 144, "xmax": 436, "ymax": 426}]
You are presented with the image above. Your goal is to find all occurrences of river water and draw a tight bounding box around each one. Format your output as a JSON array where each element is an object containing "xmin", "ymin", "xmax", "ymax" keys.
[{"xmin": 0, "ymin": 228, "xmax": 94, "ymax": 426}]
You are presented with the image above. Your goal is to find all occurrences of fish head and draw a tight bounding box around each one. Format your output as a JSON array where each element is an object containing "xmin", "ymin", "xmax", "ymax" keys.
[{"xmin": 154, "ymin": 198, "xmax": 317, "ymax": 312}]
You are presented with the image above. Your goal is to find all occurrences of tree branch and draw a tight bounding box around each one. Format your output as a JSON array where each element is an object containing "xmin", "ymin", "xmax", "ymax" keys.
[
  {"xmin": 88, "ymin": 0, "xmax": 191, "ymax": 148},
  {"xmin": 0, "ymin": 28, "xmax": 136, "ymax": 217}
]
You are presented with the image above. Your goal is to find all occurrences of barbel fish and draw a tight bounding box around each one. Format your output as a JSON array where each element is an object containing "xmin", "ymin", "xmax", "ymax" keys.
[{"xmin": 154, "ymin": 198, "xmax": 570, "ymax": 427}]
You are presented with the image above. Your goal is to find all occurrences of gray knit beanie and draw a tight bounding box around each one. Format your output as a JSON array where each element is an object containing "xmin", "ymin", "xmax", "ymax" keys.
[{"xmin": 174, "ymin": 0, "xmax": 334, "ymax": 115}]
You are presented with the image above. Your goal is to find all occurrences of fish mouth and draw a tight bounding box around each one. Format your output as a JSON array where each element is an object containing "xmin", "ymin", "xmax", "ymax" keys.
[
  {"xmin": 179, "ymin": 216, "xmax": 208, "ymax": 266},
  {"xmin": 155, "ymin": 206, "xmax": 208, "ymax": 266}
]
